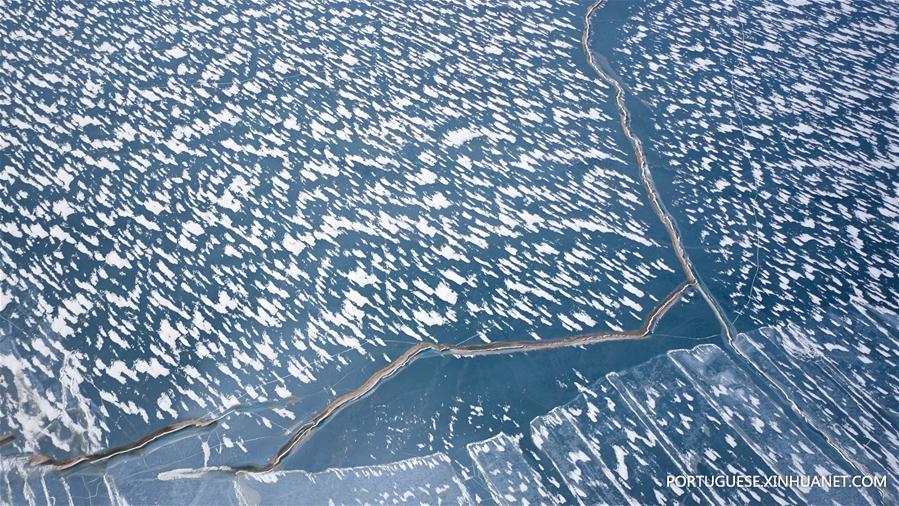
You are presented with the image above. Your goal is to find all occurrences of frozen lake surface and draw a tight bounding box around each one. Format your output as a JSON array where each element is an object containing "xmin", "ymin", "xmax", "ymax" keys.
[{"xmin": 1, "ymin": 0, "xmax": 896, "ymax": 503}]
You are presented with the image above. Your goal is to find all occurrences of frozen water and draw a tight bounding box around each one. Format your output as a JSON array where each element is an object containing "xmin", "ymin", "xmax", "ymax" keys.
[{"xmin": 466, "ymin": 432, "xmax": 550, "ymax": 505}]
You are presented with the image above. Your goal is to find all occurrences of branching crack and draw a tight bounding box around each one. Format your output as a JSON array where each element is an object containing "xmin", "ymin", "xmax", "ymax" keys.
[{"xmin": 30, "ymin": 0, "xmax": 733, "ymax": 474}]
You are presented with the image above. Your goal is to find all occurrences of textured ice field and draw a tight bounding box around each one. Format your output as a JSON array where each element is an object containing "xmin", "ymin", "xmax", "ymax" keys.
[
  {"xmin": 467, "ymin": 432, "xmax": 550, "ymax": 505},
  {"xmin": 4, "ymin": 305, "xmax": 894, "ymax": 504},
  {"xmin": 599, "ymin": 0, "xmax": 899, "ymax": 328},
  {"xmin": 1, "ymin": 0, "xmax": 897, "ymax": 502},
  {"xmin": 0, "ymin": 0, "xmax": 683, "ymax": 461}
]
